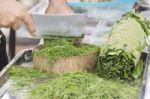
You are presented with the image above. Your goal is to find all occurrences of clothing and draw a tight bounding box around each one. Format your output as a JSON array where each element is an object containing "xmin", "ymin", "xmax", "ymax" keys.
[{"xmin": 0, "ymin": 30, "xmax": 8, "ymax": 71}]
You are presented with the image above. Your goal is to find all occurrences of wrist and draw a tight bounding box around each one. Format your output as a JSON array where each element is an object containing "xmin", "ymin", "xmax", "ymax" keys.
[{"xmin": 48, "ymin": 0, "xmax": 67, "ymax": 7}]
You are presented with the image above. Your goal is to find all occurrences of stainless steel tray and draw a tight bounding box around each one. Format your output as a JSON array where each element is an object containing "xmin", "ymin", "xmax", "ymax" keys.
[{"xmin": 0, "ymin": 48, "xmax": 149, "ymax": 99}]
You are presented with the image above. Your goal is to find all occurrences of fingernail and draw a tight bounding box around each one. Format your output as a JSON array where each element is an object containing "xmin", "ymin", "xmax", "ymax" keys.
[
  {"xmin": 30, "ymin": 28, "xmax": 36, "ymax": 37},
  {"xmin": 31, "ymin": 32, "xmax": 36, "ymax": 37}
]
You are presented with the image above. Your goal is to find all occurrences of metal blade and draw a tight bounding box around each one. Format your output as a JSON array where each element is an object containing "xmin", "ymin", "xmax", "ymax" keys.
[{"xmin": 17, "ymin": 14, "xmax": 86, "ymax": 38}]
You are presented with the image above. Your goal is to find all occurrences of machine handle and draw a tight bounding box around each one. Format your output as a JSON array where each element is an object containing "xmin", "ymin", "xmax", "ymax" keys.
[{"xmin": 9, "ymin": 28, "xmax": 16, "ymax": 60}]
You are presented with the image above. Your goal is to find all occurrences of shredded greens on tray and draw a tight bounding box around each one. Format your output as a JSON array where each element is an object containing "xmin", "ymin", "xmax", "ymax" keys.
[
  {"xmin": 34, "ymin": 38, "xmax": 99, "ymax": 66},
  {"xmin": 29, "ymin": 72, "xmax": 140, "ymax": 99}
]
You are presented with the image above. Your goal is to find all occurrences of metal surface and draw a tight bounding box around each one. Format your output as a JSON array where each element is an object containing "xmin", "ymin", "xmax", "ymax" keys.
[
  {"xmin": 17, "ymin": 14, "xmax": 86, "ymax": 38},
  {"xmin": 0, "ymin": 38, "xmax": 43, "ymax": 99},
  {"xmin": 0, "ymin": 49, "xmax": 33, "ymax": 99},
  {"xmin": 143, "ymin": 54, "xmax": 150, "ymax": 99}
]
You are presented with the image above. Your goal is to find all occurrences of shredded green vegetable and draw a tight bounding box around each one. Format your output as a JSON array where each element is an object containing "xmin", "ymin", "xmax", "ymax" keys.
[
  {"xmin": 96, "ymin": 11, "xmax": 150, "ymax": 79},
  {"xmin": 29, "ymin": 72, "xmax": 140, "ymax": 99},
  {"xmin": 8, "ymin": 67, "xmax": 141, "ymax": 99},
  {"xmin": 8, "ymin": 67, "xmax": 56, "ymax": 89},
  {"xmin": 34, "ymin": 38, "xmax": 99, "ymax": 67}
]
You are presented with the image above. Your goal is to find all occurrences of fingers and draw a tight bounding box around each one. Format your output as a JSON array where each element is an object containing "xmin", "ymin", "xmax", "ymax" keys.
[
  {"xmin": 22, "ymin": 10, "xmax": 36, "ymax": 36},
  {"xmin": 0, "ymin": 0, "xmax": 36, "ymax": 36}
]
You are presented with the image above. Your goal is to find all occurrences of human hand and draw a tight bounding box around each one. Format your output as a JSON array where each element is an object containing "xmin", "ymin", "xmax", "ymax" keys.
[
  {"xmin": 45, "ymin": 0, "xmax": 74, "ymax": 14},
  {"xmin": 0, "ymin": 0, "xmax": 36, "ymax": 36}
]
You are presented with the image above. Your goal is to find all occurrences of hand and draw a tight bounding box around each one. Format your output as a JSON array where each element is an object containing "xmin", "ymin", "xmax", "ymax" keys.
[
  {"xmin": 0, "ymin": 0, "xmax": 36, "ymax": 36},
  {"xmin": 45, "ymin": 0, "xmax": 74, "ymax": 14}
]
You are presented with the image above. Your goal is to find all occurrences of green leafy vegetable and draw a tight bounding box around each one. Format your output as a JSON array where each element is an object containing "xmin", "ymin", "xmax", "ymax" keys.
[
  {"xmin": 34, "ymin": 38, "xmax": 99, "ymax": 67},
  {"xmin": 29, "ymin": 72, "xmax": 140, "ymax": 99},
  {"xmin": 8, "ymin": 66, "xmax": 55, "ymax": 89},
  {"xmin": 8, "ymin": 67, "xmax": 141, "ymax": 99},
  {"xmin": 96, "ymin": 11, "xmax": 150, "ymax": 79}
]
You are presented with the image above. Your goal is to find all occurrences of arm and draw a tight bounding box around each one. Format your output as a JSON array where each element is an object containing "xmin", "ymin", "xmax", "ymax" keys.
[
  {"xmin": 45, "ymin": 0, "xmax": 74, "ymax": 14},
  {"xmin": 0, "ymin": 0, "xmax": 36, "ymax": 35}
]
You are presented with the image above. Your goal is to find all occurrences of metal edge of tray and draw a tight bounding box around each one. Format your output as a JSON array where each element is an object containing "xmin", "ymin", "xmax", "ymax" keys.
[
  {"xmin": 0, "ymin": 48, "xmax": 33, "ymax": 98},
  {"xmin": 140, "ymin": 53, "xmax": 149, "ymax": 99},
  {"xmin": 142, "ymin": 53, "xmax": 150, "ymax": 99}
]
